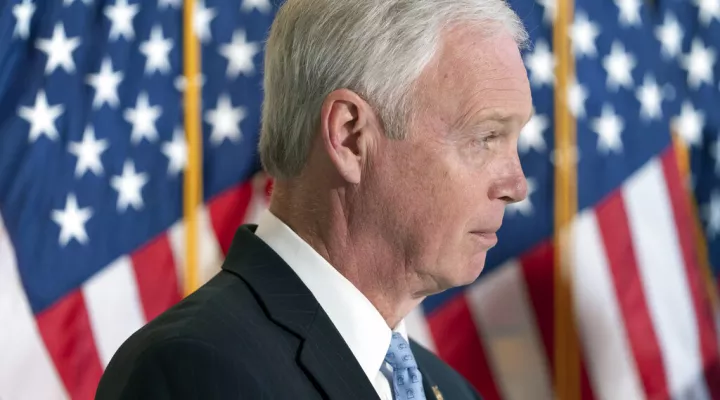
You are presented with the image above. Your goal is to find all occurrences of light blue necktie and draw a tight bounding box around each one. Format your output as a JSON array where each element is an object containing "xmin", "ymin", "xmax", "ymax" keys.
[{"xmin": 384, "ymin": 332, "xmax": 427, "ymax": 400}]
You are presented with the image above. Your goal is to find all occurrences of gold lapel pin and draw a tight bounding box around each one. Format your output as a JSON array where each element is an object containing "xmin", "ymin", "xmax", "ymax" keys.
[{"xmin": 432, "ymin": 385, "xmax": 444, "ymax": 400}]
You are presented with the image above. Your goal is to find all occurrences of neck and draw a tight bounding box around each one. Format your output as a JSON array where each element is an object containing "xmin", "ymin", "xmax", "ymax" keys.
[{"xmin": 268, "ymin": 185, "xmax": 425, "ymax": 329}]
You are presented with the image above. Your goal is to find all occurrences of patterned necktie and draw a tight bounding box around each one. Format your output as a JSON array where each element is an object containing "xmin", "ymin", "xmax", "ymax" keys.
[{"xmin": 384, "ymin": 332, "xmax": 427, "ymax": 400}]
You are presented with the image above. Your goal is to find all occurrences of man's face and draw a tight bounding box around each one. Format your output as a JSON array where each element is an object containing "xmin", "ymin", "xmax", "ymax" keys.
[{"xmin": 365, "ymin": 26, "xmax": 532, "ymax": 292}]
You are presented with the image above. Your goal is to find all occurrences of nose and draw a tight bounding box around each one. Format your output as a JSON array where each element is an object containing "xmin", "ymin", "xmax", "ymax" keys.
[{"xmin": 488, "ymin": 153, "xmax": 528, "ymax": 204}]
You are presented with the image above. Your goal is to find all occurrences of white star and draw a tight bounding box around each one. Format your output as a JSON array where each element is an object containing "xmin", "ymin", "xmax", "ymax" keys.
[
  {"xmin": 507, "ymin": 178, "xmax": 536, "ymax": 216},
  {"xmin": 35, "ymin": 23, "xmax": 81, "ymax": 75},
  {"xmin": 591, "ymin": 105, "xmax": 624, "ymax": 154},
  {"xmin": 68, "ymin": 126, "xmax": 109, "ymax": 178},
  {"xmin": 111, "ymin": 160, "xmax": 149, "ymax": 212},
  {"xmin": 161, "ymin": 127, "xmax": 187, "ymax": 176},
  {"xmin": 86, "ymin": 57, "xmax": 123, "ymax": 109},
  {"xmin": 220, "ymin": 30, "xmax": 260, "ymax": 78},
  {"xmin": 615, "ymin": 0, "xmax": 642, "ymax": 26},
  {"xmin": 12, "ymin": 0, "xmax": 35, "ymax": 39},
  {"xmin": 568, "ymin": 79, "xmax": 589, "ymax": 119},
  {"xmin": 524, "ymin": 40, "xmax": 555, "ymax": 88},
  {"xmin": 241, "ymin": 0, "xmax": 271, "ymax": 13},
  {"xmin": 105, "ymin": 0, "xmax": 139, "ymax": 41},
  {"xmin": 519, "ymin": 113, "xmax": 548, "ymax": 153},
  {"xmin": 205, "ymin": 94, "xmax": 247, "ymax": 145},
  {"xmin": 158, "ymin": 0, "xmax": 180, "ymax": 8},
  {"xmin": 672, "ymin": 101, "xmax": 705, "ymax": 147},
  {"xmin": 680, "ymin": 39, "xmax": 716, "ymax": 89},
  {"xmin": 603, "ymin": 41, "xmax": 636, "ymax": 91},
  {"xmin": 174, "ymin": 74, "xmax": 206, "ymax": 93},
  {"xmin": 712, "ymin": 139, "xmax": 720, "ymax": 175},
  {"xmin": 636, "ymin": 74, "xmax": 664, "ymax": 121},
  {"xmin": 704, "ymin": 191, "xmax": 720, "ymax": 239},
  {"xmin": 193, "ymin": 0, "xmax": 217, "ymax": 43},
  {"xmin": 570, "ymin": 11, "xmax": 600, "ymax": 58},
  {"xmin": 51, "ymin": 193, "xmax": 93, "ymax": 246},
  {"xmin": 693, "ymin": 0, "xmax": 720, "ymax": 26},
  {"xmin": 655, "ymin": 13, "xmax": 684, "ymax": 59},
  {"xmin": 140, "ymin": 25, "xmax": 174, "ymax": 75},
  {"xmin": 17, "ymin": 90, "xmax": 64, "ymax": 142},
  {"xmin": 124, "ymin": 92, "xmax": 162, "ymax": 144},
  {"xmin": 536, "ymin": 0, "xmax": 556, "ymax": 24}
]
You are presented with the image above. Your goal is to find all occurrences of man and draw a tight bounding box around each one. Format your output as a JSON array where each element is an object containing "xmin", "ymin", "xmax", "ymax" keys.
[{"xmin": 96, "ymin": 0, "xmax": 531, "ymax": 399}]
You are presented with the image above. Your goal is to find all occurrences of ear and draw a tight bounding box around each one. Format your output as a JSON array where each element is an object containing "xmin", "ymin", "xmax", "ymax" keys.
[{"xmin": 319, "ymin": 89, "xmax": 377, "ymax": 184}]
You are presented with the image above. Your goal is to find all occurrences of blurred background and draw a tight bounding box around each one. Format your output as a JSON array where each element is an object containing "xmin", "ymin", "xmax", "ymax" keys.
[{"xmin": 0, "ymin": 0, "xmax": 719, "ymax": 399}]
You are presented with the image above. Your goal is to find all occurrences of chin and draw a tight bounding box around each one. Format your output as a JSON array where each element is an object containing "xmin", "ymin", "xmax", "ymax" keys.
[{"xmin": 435, "ymin": 253, "xmax": 488, "ymax": 290}]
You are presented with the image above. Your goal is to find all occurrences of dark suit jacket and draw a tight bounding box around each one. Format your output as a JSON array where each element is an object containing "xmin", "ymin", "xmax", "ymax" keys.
[{"xmin": 96, "ymin": 225, "xmax": 483, "ymax": 400}]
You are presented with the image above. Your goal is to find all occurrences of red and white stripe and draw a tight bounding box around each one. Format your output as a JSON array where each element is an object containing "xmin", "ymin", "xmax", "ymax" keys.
[{"xmin": 0, "ymin": 179, "xmax": 266, "ymax": 400}]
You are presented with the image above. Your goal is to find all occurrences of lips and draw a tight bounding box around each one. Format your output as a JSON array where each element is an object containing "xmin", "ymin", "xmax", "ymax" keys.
[{"xmin": 471, "ymin": 232, "xmax": 498, "ymax": 248}]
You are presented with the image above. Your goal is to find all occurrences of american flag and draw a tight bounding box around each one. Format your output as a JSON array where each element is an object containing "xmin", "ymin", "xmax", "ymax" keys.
[{"xmin": 0, "ymin": 0, "xmax": 718, "ymax": 400}]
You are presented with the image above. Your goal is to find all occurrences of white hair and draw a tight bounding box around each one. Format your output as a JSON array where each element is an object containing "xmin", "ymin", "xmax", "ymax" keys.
[{"xmin": 259, "ymin": 0, "xmax": 529, "ymax": 179}]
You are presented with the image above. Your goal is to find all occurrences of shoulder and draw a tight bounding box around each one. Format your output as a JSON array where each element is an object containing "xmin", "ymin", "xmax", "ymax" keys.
[
  {"xmin": 96, "ymin": 271, "xmax": 275, "ymax": 399},
  {"xmin": 410, "ymin": 340, "xmax": 484, "ymax": 400}
]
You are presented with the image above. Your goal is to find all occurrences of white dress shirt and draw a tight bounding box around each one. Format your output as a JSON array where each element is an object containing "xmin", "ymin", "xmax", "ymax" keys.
[{"xmin": 255, "ymin": 210, "xmax": 406, "ymax": 400}]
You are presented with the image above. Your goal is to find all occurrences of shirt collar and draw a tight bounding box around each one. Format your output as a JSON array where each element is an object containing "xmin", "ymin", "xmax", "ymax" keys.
[{"xmin": 254, "ymin": 210, "xmax": 407, "ymax": 383}]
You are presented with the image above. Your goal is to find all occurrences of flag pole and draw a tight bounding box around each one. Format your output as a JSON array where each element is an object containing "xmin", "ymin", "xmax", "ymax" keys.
[
  {"xmin": 183, "ymin": 0, "xmax": 202, "ymax": 296},
  {"xmin": 672, "ymin": 135, "xmax": 720, "ymax": 328},
  {"xmin": 553, "ymin": 0, "xmax": 580, "ymax": 398}
]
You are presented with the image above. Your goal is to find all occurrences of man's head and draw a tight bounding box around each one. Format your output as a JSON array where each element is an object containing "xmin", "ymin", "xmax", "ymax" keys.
[{"xmin": 260, "ymin": 0, "xmax": 532, "ymax": 294}]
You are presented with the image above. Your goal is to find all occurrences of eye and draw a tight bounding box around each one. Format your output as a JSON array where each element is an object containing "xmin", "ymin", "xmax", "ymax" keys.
[{"xmin": 473, "ymin": 132, "xmax": 499, "ymax": 148}]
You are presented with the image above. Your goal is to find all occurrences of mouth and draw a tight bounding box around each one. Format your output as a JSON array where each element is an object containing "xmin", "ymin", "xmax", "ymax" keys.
[{"xmin": 471, "ymin": 232, "xmax": 498, "ymax": 249}]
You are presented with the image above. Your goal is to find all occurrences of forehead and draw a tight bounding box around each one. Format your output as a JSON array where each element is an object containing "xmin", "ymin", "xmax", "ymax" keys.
[{"xmin": 416, "ymin": 24, "xmax": 531, "ymax": 125}]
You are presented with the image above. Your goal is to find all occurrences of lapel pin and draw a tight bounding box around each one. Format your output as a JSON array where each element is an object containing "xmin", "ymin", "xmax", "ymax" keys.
[{"xmin": 432, "ymin": 385, "xmax": 444, "ymax": 400}]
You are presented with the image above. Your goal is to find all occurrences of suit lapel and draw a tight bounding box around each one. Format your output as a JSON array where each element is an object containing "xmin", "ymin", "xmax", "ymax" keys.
[
  {"xmin": 221, "ymin": 225, "xmax": 380, "ymax": 400},
  {"xmin": 411, "ymin": 341, "xmax": 444, "ymax": 400}
]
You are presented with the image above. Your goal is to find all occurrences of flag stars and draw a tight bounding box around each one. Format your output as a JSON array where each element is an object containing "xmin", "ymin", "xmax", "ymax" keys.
[
  {"xmin": 524, "ymin": 40, "xmax": 555, "ymax": 88},
  {"xmin": 568, "ymin": 79, "xmax": 589, "ymax": 119},
  {"xmin": 52, "ymin": 193, "xmax": 93, "ymax": 246},
  {"xmin": 12, "ymin": 0, "xmax": 35, "ymax": 40},
  {"xmin": 655, "ymin": 13, "xmax": 684, "ymax": 59},
  {"xmin": 673, "ymin": 101, "xmax": 705, "ymax": 147},
  {"xmin": 36, "ymin": 23, "xmax": 81, "ymax": 75},
  {"xmin": 220, "ymin": 30, "xmax": 260, "ymax": 78},
  {"xmin": 18, "ymin": 90, "xmax": 64, "ymax": 143},
  {"xmin": 591, "ymin": 105, "xmax": 624, "ymax": 154},
  {"xmin": 140, "ymin": 25, "xmax": 174, "ymax": 75},
  {"xmin": 519, "ymin": 113, "xmax": 548, "ymax": 154},
  {"xmin": 68, "ymin": 126, "xmax": 109, "ymax": 178},
  {"xmin": 603, "ymin": 41, "xmax": 636, "ymax": 91},
  {"xmin": 241, "ymin": 0, "xmax": 271, "ymax": 13},
  {"xmin": 570, "ymin": 11, "xmax": 600, "ymax": 58},
  {"xmin": 693, "ymin": 0, "xmax": 720, "ymax": 26},
  {"xmin": 162, "ymin": 127, "xmax": 187, "ymax": 176},
  {"xmin": 636, "ymin": 74, "xmax": 664, "ymax": 121},
  {"xmin": 205, "ymin": 94, "xmax": 247, "ymax": 145},
  {"xmin": 86, "ymin": 57, "xmax": 123, "ymax": 109},
  {"xmin": 111, "ymin": 161, "xmax": 149, "ymax": 212},
  {"xmin": 105, "ymin": 0, "xmax": 139, "ymax": 41},
  {"xmin": 194, "ymin": 0, "xmax": 217, "ymax": 43},
  {"xmin": 536, "ymin": 0, "xmax": 556, "ymax": 25},
  {"xmin": 615, "ymin": 0, "xmax": 643, "ymax": 26},
  {"xmin": 507, "ymin": 178, "xmax": 537, "ymax": 217},
  {"xmin": 704, "ymin": 191, "xmax": 720, "ymax": 239},
  {"xmin": 680, "ymin": 39, "xmax": 716, "ymax": 89},
  {"xmin": 124, "ymin": 92, "xmax": 162, "ymax": 144}
]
